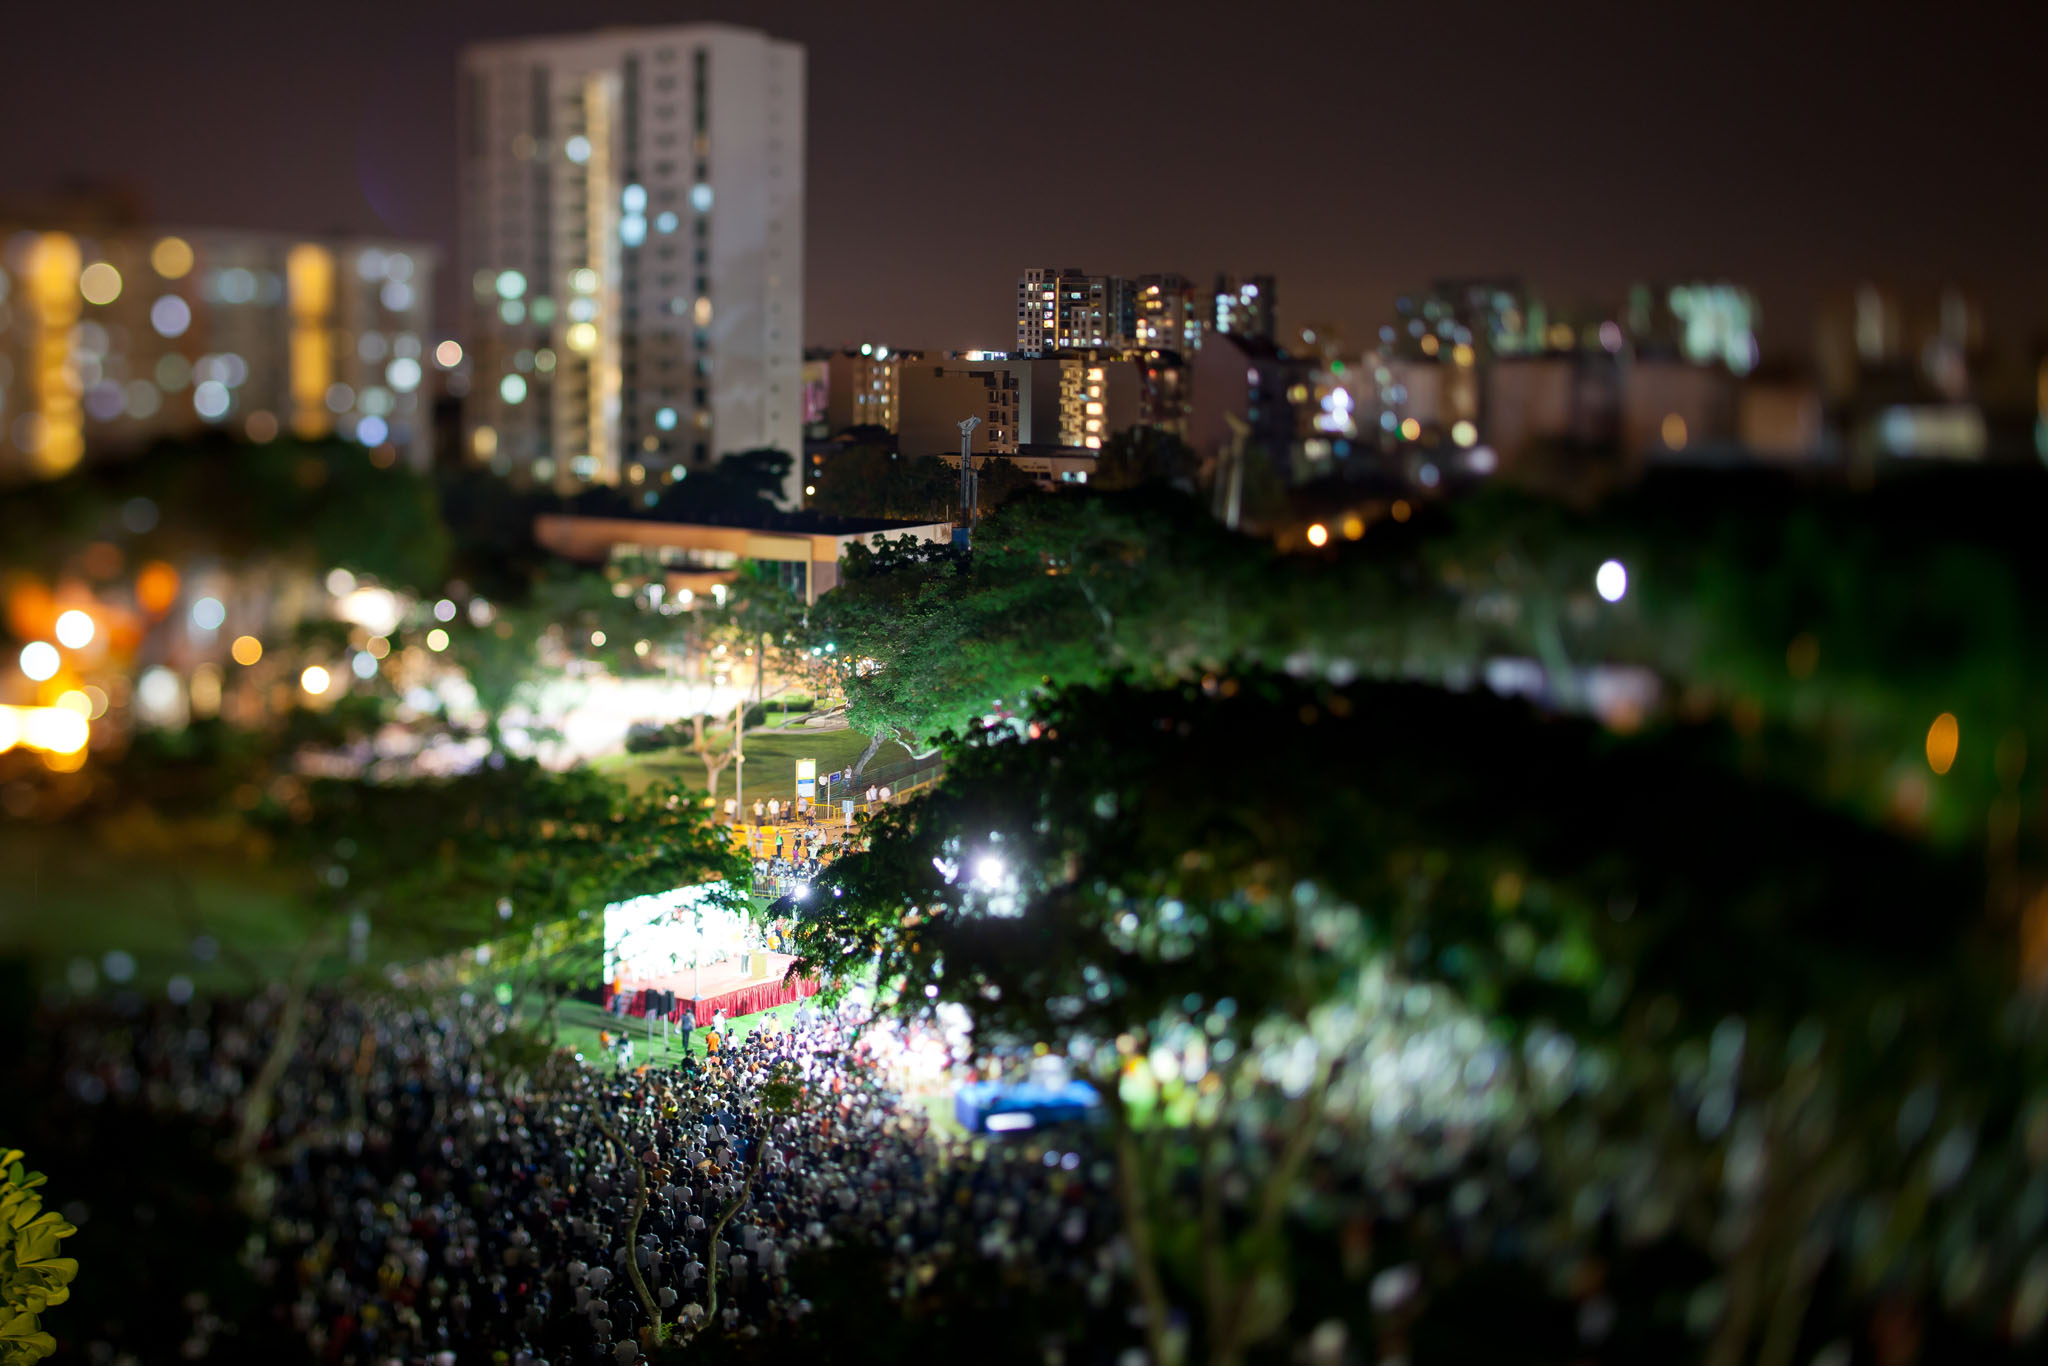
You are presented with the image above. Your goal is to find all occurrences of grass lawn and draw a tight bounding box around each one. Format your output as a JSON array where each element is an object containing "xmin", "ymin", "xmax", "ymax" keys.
[
  {"xmin": 592, "ymin": 723, "xmax": 878, "ymax": 802},
  {"xmin": 0, "ymin": 828, "xmax": 353, "ymax": 995},
  {"xmin": 548, "ymin": 992, "xmax": 808, "ymax": 1071}
]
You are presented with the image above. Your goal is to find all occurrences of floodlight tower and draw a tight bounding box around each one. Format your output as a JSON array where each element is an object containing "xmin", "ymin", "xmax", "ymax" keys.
[{"xmin": 957, "ymin": 415, "xmax": 982, "ymax": 542}]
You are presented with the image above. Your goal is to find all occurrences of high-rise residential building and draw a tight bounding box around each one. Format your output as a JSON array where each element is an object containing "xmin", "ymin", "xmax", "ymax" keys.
[
  {"xmin": 1017, "ymin": 268, "xmax": 1125, "ymax": 355},
  {"xmin": 1211, "ymin": 273, "xmax": 1276, "ymax": 344},
  {"xmin": 811, "ymin": 344, "xmax": 919, "ymax": 435},
  {"xmin": 0, "ymin": 225, "xmax": 437, "ymax": 482},
  {"xmin": 459, "ymin": 23, "xmax": 805, "ymax": 501},
  {"xmin": 1132, "ymin": 274, "xmax": 1201, "ymax": 354}
]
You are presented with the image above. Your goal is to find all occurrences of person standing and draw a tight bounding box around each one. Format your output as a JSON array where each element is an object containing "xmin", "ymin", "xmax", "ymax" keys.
[
  {"xmin": 752, "ymin": 798, "xmax": 765, "ymax": 822},
  {"xmin": 767, "ymin": 798, "xmax": 780, "ymax": 823}
]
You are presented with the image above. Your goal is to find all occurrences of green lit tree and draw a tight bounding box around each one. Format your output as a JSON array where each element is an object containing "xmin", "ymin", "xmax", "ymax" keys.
[{"xmin": 792, "ymin": 674, "xmax": 2046, "ymax": 1366}]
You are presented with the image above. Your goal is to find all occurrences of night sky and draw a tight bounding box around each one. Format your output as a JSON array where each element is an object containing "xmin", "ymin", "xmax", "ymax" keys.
[{"xmin": 5, "ymin": 0, "xmax": 2042, "ymax": 359}]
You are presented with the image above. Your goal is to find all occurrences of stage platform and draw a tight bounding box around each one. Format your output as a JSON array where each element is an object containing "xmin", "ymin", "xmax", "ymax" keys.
[{"xmin": 609, "ymin": 953, "xmax": 820, "ymax": 1027}]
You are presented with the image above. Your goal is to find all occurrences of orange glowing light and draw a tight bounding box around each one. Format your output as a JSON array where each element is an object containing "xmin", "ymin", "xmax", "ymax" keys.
[
  {"xmin": 136, "ymin": 561, "xmax": 181, "ymax": 615},
  {"xmin": 5, "ymin": 577, "xmax": 56, "ymax": 640},
  {"xmin": 1926, "ymin": 713, "xmax": 1960, "ymax": 776},
  {"xmin": 1305, "ymin": 523, "xmax": 1329, "ymax": 548}
]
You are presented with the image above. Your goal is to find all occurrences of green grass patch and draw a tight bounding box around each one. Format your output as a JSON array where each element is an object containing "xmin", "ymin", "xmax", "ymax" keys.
[
  {"xmin": 593, "ymin": 725, "xmax": 879, "ymax": 801},
  {"xmin": 546, "ymin": 993, "xmax": 812, "ymax": 1072},
  {"xmin": 0, "ymin": 828, "xmax": 342, "ymax": 994}
]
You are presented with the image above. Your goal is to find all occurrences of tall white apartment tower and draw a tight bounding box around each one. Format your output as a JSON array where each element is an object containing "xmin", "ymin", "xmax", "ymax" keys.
[{"xmin": 459, "ymin": 24, "xmax": 805, "ymax": 502}]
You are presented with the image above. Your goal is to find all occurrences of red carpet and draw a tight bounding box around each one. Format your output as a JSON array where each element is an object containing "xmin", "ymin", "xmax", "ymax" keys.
[{"xmin": 609, "ymin": 953, "xmax": 820, "ymax": 1026}]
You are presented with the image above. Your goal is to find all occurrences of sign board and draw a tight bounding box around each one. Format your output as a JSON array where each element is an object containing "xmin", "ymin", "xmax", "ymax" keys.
[{"xmin": 796, "ymin": 757, "xmax": 816, "ymax": 799}]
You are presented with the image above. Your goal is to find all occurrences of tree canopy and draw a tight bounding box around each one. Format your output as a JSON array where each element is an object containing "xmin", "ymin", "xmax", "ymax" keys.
[
  {"xmin": 792, "ymin": 673, "xmax": 2047, "ymax": 1365},
  {"xmin": 818, "ymin": 465, "xmax": 2048, "ymax": 856},
  {"xmin": 0, "ymin": 435, "xmax": 450, "ymax": 594}
]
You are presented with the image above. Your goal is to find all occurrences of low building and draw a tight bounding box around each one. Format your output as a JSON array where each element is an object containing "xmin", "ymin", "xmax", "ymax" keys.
[
  {"xmin": 1737, "ymin": 375, "xmax": 1827, "ymax": 460},
  {"xmin": 534, "ymin": 509, "xmax": 955, "ymax": 605},
  {"xmin": 1623, "ymin": 359, "xmax": 1740, "ymax": 460},
  {"xmin": 941, "ymin": 444, "xmax": 1097, "ymax": 490}
]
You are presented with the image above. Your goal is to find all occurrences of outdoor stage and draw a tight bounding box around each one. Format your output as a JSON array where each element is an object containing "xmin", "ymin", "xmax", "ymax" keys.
[{"xmin": 608, "ymin": 953, "xmax": 821, "ymax": 1027}]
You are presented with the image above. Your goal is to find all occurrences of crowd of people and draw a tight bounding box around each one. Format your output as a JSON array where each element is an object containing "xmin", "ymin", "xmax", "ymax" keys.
[{"xmin": 43, "ymin": 984, "xmax": 1124, "ymax": 1363}]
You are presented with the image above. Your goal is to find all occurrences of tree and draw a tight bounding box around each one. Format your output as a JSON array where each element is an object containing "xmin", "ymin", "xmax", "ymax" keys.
[
  {"xmin": 811, "ymin": 443, "xmax": 957, "ymax": 522},
  {"xmin": 1095, "ymin": 426, "xmax": 1200, "ymax": 492},
  {"xmin": 815, "ymin": 465, "xmax": 2048, "ymax": 860},
  {"xmin": 654, "ymin": 448, "xmax": 796, "ymax": 520},
  {"xmin": 971, "ymin": 456, "xmax": 1037, "ymax": 514},
  {"xmin": 792, "ymin": 674, "xmax": 2042, "ymax": 1366}
]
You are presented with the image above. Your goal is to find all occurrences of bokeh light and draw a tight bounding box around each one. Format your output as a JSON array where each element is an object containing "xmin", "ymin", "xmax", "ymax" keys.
[
  {"xmin": 150, "ymin": 295, "xmax": 192, "ymax": 338},
  {"xmin": 300, "ymin": 666, "xmax": 331, "ymax": 695},
  {"xmin": 1927, "ymin": 712, "xmax": 1960, "ymax": 775},
  {"xmin": 20, "ymin": 641, "xmax": 60, "ymax": 681},
  {"xmin": 1595, "ymin": 559, "xmax": 1628, "ymax": 603},
  {"xmin": 78, "ymin": 263, "xmax": 122, "ymax": 305},
  {"xmin": 54, "ymin": 609, "xmax": 96, "ymax": 649},
  {"xmin": 230, "ymin": 635, "xmax": 263, "ymax": 666},
  {"xmin": 151, "ymin": 236, "xmax": 194, "ymax": 279},
  {"xmin": 136, "ymin": 561, "xmax": 180, "ymax": 615}
]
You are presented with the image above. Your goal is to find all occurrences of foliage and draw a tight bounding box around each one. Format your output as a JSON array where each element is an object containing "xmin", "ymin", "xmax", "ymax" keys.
[
  {"xmin": 822, "ymin": 466, "xmax": 2048, "ymax": 855},
  {"xmin": 793, "ymin": 674, "xmax": 2047, "ymax": 1365},
  {"xmin": 809, "ymin": 443, "xmax": 958, "ymax": 521},
  {"xmin": 0, "ymin": 1151, "xmax": 77, "ymax": 1365},
  {"xmin": 0, "ymin": 434, "xmax": 449, "ymax": 594},
  {"xmin": 1095, "ymin": 426, "xmax": 1200, "ymax": 493},
  {"xmin": 814, "ymin": 496, "xmax": 1216, "ymax": 760},
  {"xmin": 31, "ymin": 710, "xmax": 746, "ymax": 996},
  {"xmin": 969, "ymin": 456, "xmax": 1038, "ymax": 513}
]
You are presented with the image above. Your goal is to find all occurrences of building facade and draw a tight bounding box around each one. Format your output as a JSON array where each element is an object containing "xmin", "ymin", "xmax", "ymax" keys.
[
  {"xmin": 1016, "ymin": 267, "xmax": 1129, "ymax": 355},
  {"xmin": 1211, "ymin": 273, "xmax": 1276, "ymax": 345},
  {"xmin": 896, "ymin": 361, "xmax": 1020, "ymax": 459},
  {"xmin": 1131, "ymin": 274, "xmax": 1201, "ymax": 354},
  {"xmin": 459, "ymin": 23, "xmax": 805, "ymax": 501},
  {"xmin": 812, "ymin": 344, "xmax": 916, "ymax": 435},
  {"xmin": 535, "ymin": 510, "xmax": 954, "ymax": 605},
  {"xmin": 0, "ymin": 227, "xmax": 437, "ymax": 481}
]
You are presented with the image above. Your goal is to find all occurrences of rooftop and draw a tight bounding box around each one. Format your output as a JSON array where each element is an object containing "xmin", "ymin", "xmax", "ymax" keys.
[{"xmin": 544, "ymin": 504, "xmax": 948, "ymax": 538}]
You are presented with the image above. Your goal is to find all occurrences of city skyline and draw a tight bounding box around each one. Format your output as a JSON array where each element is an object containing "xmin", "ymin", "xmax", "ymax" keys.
[{"xmin": 5, "ymin": 0, "xmax": 2045, "ymax": 361}]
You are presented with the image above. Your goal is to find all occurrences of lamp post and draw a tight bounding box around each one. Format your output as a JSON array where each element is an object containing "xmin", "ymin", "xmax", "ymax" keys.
[{"xmin": 957, "ymin": 415, "xmax": 981, "ymax": 546}]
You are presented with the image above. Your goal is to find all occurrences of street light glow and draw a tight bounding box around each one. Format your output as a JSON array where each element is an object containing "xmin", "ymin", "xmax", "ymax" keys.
[
  {"xmin": 55, "ymin": 610, "xmax": 96, "ymax": 649},
  {"xmin": 301, "ymin": 665, "xmax": 332, "ymax": 695},
  {"xmin": 1596, "ymin": 560, "xmax": 1628, "ymax": 603},
  {"xmin": 20, "ymin": 642, "xmax": 60, "ymax": 682}
]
